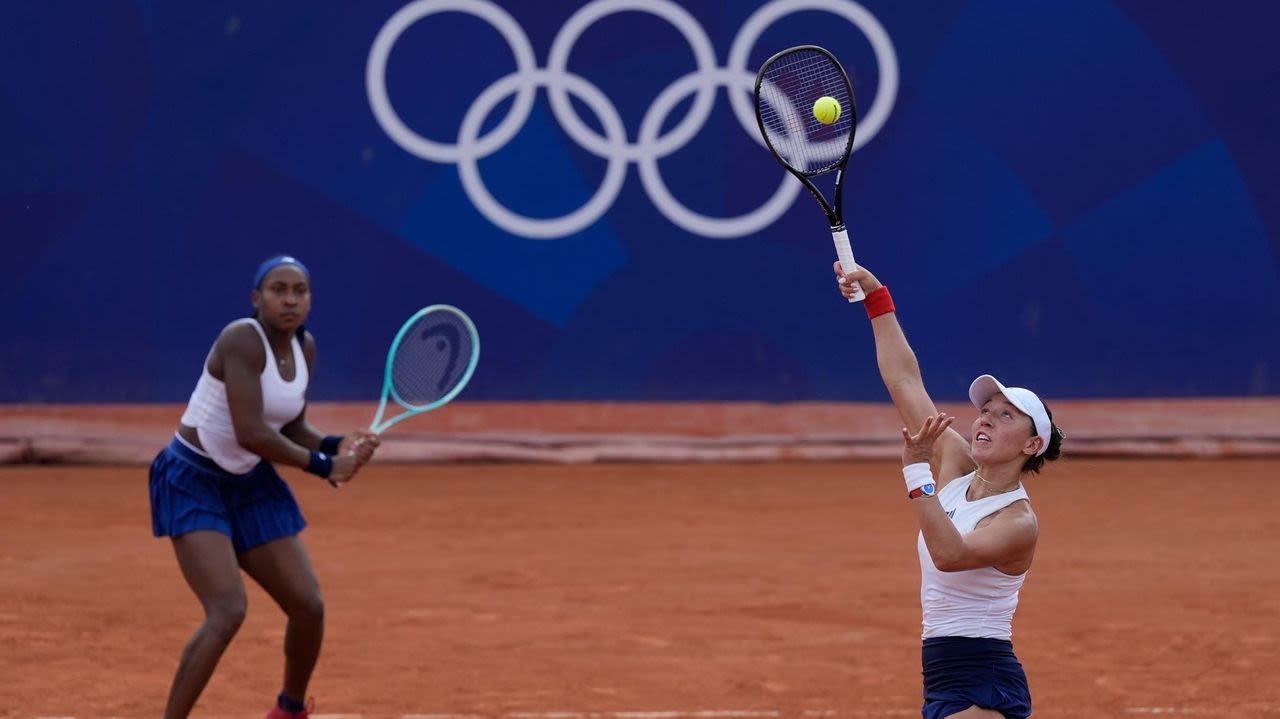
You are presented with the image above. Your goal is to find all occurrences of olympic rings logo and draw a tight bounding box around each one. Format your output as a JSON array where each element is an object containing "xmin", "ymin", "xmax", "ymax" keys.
[{"xmin": 367, "ymin": 0, "xmax": 898, "ymax": 239}]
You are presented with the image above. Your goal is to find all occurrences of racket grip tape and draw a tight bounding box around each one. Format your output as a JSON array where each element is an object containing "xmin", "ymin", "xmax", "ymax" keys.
[{"xmin": 831, "ymin": 227, "xmax": 866, "ymax": 303}]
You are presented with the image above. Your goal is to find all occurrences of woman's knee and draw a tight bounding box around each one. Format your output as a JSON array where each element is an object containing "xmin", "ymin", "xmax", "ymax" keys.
[
  {"xmin": 204, "ymin": 594, "xmax": 247, "ymax": 637},
  {"xmin": 289, "ymin": 590, "xmax": 324, "ymax": 626}
]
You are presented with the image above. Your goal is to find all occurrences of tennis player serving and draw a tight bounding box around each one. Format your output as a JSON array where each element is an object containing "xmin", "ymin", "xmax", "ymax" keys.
[
  {"xmin": 834, "ymin": 262, "xmax": 1064, "ymax": 719},
  {"xmin": 148, "ymin": 255, "xmax": 380, "ymax": 719}
]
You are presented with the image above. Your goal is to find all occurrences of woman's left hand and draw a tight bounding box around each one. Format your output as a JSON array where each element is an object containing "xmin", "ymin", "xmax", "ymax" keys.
[
  {"xmin": 901, "ymin": 413, "xmax": 955, "ymax": 465},
  {"xmin": 343, "ymin": 431, "xmax": 381, "ymax": 465}
]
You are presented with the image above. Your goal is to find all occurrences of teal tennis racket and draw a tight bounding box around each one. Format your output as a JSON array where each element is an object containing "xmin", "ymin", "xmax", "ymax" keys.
[
  {"xmin": 328, "ymin": 304, "xmax": 479, "ymax": 486},
  {"xmin": 369, "ymin": 304, "xmax": 480, "ymax": 434}
]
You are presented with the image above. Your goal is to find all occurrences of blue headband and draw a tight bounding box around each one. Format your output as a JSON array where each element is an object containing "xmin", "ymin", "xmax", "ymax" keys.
[{"xmin": 253, "ymin": 255, "xmax": 310, "ymax": 289}]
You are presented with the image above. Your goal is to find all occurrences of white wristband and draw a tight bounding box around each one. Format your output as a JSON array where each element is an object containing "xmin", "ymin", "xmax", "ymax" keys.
[{"xmin": 903, "ymin": 462, "xmax": 934, "ymax": 492}]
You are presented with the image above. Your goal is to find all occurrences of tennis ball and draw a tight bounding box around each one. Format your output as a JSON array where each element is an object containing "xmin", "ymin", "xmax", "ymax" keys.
[{"xmin": 813, "ymin": 96, "xmax": 841, "ymax": 125}]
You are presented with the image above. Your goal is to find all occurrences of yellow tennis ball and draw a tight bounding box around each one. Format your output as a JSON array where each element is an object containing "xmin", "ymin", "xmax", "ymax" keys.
[{"xmin": 813, "ymin": 96, "xmax": 842, "ymax": 125}]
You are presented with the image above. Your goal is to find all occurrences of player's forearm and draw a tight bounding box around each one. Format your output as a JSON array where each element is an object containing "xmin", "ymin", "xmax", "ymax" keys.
[
  {"xmin": 914, "ymin": 497, "xmax": 971, "ymax": 571},
  {"xmin": 281, "ymin": 417, "xmax": 325, "ymax": 450},
  {"xmin": 870, "ymin": 314, "xmax": 925, "ymax": 394},
  {"xmin": 236, "ymin": 425, "xmax": 314, "ymax": 469}
]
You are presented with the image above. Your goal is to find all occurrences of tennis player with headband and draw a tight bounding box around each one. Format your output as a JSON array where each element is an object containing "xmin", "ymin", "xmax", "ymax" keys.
[
  {"xmin": 148, "ymin": 255, "xmax": 380, "ymax": 719},
  {"xmin": 834, "ymin": 262, "xmax": 1064, "ymax": 719}
]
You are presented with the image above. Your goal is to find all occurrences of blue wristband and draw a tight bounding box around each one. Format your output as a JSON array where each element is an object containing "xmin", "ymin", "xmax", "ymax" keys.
[
  {"xmin": 305, "ymin": 450, "xmax": 333, "ymax": 478},
  {"xmin": 319, "ymin": 435, "xmax": 344, "ymax": 455}
]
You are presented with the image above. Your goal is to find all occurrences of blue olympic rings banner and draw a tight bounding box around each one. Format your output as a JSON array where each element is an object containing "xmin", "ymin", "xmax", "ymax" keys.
[{"xmin": 2, "ymin": 1, "xmax": 1278, "ymax": 402}]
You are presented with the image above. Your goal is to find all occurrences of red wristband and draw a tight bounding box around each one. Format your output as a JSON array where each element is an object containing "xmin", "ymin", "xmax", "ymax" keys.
[{"xmin": 864, "ymin": 285, "xmax": 895, "ymax": 319}]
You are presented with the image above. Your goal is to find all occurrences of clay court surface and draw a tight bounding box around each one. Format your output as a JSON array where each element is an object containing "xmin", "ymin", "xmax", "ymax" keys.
[{"xmin": 3, "ymin": 458, "xmax": 1279, "ymax": 718}]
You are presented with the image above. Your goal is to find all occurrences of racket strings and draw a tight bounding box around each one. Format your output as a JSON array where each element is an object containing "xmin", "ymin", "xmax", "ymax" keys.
[
  {"xmin": 389, "ymin": 310, "xmax": 475, "ymax": 409},
  {"xmin": 757, "ymin": 49, "xmax": 854, "ymax": 175}
]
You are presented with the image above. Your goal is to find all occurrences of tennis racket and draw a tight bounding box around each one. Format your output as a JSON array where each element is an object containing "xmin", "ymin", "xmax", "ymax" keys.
[
  {"xmin": 329, "ymin": 304, "xmax": 479, "ymax": 486},
  {"xmin": 369, "ymin": 304, "xmax": 479, "ymax": 434},
  {"xmin": 754, "ymin": 45, "xmax": 864, "ymax": 302}
]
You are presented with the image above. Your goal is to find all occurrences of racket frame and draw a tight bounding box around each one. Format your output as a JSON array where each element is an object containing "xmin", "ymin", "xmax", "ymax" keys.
[
  {"xmin": 753, "ymin": 44, "xmax": 866, "ymax": 302},
  {"xmin": 369, "ymin": 303, "xmax": 480, "ymax": 435}
]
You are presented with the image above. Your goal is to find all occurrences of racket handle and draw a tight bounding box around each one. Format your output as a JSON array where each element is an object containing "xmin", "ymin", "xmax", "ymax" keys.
[{"xmin": 831, "ymin": 226, "xmax": 866, "ymax": 303}]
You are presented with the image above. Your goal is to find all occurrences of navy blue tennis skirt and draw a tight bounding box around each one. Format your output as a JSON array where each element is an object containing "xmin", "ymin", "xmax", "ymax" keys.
[
  {"xmin": 149, "ymin": 437, "xmax": 306, "ymax": 553},
  {"xmin": 922, "ymin": 636, "xmax": 1032, "ymax": 719}
]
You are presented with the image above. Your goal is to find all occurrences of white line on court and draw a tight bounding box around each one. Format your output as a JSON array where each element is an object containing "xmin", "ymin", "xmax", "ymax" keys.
[
  {"xmin": 506, "ymin": 706, "xmax": 783, "ymax": 711},
  {"xmin": 1126, "ymin": 709, "xmax": 1280, "ymax": 716},
  {"xmin": 418, "ymin": 707, "xmax": 1280, "ymax": 719},
  {"xmin": 30, "ymin": 709, "xmax": 1280, "ymax": 719}
]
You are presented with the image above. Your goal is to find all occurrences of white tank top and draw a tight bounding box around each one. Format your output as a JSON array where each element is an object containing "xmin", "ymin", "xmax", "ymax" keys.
[
  {"xmin": 179, "ymin": 318, "xmax": 309, "ymax": 474},
  {"xmin": 917, "ymin": 473, "xmax": 1030, "ymax": 640}
]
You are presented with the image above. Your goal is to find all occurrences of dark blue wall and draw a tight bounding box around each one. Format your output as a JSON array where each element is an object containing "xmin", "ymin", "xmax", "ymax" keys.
[{"xmin": 3, "ymin": 1, "xmax": 1277, "ymax": 402}]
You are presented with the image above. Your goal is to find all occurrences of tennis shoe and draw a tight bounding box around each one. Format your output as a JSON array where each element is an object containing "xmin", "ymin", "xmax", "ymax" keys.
[{"xmin": 263, "ymin": 697, "xmax": 314, "ymax": 719}]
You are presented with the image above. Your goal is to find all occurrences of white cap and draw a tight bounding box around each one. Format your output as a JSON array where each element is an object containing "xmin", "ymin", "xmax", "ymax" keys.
[{"xmin": 968, "ymin": 374, "xmax": 1052, "ymax": 457}]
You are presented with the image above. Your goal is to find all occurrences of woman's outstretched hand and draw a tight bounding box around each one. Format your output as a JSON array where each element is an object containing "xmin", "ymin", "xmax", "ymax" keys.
[{"xmin": 902, "ymin": 413, "xmax": 955, "ymax": 466}]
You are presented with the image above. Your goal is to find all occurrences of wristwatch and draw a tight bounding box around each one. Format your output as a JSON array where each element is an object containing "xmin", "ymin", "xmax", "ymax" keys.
[{"xmin": 908, "ymin": 483, "xmax": 936, "ymax": 499}]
